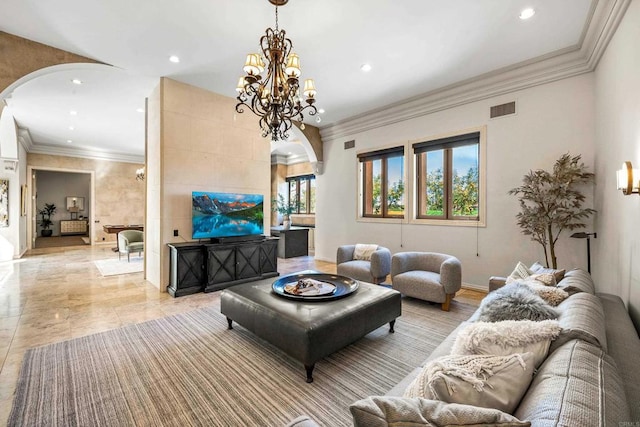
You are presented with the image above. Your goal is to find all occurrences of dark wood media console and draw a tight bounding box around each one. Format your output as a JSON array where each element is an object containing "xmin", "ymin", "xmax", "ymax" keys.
[{"xmin": 167, "ymin": 237, "xmax": 279, "ymax": 297}]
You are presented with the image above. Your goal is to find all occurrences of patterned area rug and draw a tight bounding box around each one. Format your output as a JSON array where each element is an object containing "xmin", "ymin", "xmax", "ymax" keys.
[
  {"xmin": 93, "ymin": 256, "xmax": 143, "ymax": 276},
  {"xmin": 9, "ymin": 298, "xmax": 475, "ymax": 426}
]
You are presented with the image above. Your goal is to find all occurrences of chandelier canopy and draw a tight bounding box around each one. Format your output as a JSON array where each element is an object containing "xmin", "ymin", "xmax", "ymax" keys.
[{"xmin": 235, "ymin": 0, "xmax": 317, "ymax": 142}]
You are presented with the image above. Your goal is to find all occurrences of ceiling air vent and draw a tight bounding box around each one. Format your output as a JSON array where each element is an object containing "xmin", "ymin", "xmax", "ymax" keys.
[
  {"xmin": 344, "ymin": 140, "xmax": 355, "ymax": 150},
  {"xmin": 490, "ymin": 101, "xmax": 516, "ymax": 119}
]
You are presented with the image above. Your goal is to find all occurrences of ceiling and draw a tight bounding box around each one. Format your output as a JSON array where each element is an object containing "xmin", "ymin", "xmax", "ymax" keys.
[{"xmin": 0, "ymin": 0, "xmax": 597, "ymax": 163}]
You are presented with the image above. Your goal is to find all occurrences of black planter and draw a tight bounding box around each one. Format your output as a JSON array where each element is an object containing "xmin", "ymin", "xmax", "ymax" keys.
[{"xmin": 41, "ymin": 229, "xmax": 53, "ymax": 237}]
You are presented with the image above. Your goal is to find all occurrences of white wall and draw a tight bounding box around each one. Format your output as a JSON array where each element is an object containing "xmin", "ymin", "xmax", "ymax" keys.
[
  {"xmin": 317, "ymin": 74, "xmax": 596, "ymax": 288},
  {"xmin": 0, "ymin": 105, "xmax": 25, "ymax": 260},
  {"xmin": 593, "ymin": 0, "xmax": 640, "ymax": 330}
]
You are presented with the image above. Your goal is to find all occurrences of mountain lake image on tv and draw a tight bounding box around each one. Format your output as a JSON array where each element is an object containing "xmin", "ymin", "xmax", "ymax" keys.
[{"xmin": 192, "ymin": 192, "xmax": 264, "ymax": 240}]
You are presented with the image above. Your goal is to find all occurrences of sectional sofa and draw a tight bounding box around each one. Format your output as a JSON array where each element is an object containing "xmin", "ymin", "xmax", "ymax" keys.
[{"xmin": 347, "ymin": 269, "xmax": 640, "ymax": 426}]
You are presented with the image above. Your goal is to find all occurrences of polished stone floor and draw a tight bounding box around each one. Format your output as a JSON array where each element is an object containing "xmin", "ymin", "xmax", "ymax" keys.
[{"xmin": 0, "ymin": 245, "xmax": 485, "ymax": 423}]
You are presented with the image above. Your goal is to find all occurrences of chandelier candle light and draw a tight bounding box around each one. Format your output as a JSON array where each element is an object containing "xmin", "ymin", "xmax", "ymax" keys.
[{"xmin": 235, "ymin": 0, "xmax": 318, "ymax": 142}]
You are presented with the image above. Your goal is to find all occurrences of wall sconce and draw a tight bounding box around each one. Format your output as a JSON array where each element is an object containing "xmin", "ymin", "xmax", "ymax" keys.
[
  {"xmin": 136, "ymin": 167, "xmax": 145, "ymax": 181},
  {"xmin": 616, "ymin": 161, "xmax": 639, "ymax": 195}
]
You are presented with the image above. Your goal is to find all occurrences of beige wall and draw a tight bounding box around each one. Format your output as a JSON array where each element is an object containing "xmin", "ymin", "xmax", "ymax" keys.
[
  {"xmin": 27, "ymin": 153, "xmax": 144, "ymax": 244},
  {"xmin": 150, "ymin": 78, "xmax": 271, "ymax": 292},
  {"xmin": 0, "ymin": 32, "xmax": 99, "ymax": 95},
  {"xmin": 286, "ymin": 162, "xmax": 314, "ymax": 177}
]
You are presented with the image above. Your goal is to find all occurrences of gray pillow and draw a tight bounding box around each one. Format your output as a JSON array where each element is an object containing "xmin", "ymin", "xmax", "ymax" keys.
[
  {"xmin": 350, "ymin": 396, "xmax": 531, "ymax": 427},
  {"xmin": 477, "ymin": 282, "xmax": 559, "ymax": 322}
]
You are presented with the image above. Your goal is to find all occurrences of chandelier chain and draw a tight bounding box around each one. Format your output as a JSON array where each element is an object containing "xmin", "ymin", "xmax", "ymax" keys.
[{"xmin": 275, "ymin": 4, "xmax": 278, "ymax": 32}]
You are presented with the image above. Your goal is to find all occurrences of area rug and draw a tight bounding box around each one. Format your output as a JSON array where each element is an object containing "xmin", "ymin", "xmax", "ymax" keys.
[
  {"xmin": 93, "ymin": 256, "xmax": 143, "ymax": 276},
  {"xmin": 9, "ymin": 298, "xmax": 476, "ymax": 426}
]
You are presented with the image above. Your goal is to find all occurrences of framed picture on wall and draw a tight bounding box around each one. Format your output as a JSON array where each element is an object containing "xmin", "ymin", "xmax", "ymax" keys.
[
  {"xmin": 0, "ymin": 180, "xmax": 8, "ymax": 227},
  {"xmin": 66, "ymin": 196, "xmax": 85, "ymax": 211}
]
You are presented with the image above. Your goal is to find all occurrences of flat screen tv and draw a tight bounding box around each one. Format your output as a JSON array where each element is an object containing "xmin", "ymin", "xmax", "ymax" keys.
[{"xmin": 192, "ymin": 192, "xmax": 264, "ymax": 241}]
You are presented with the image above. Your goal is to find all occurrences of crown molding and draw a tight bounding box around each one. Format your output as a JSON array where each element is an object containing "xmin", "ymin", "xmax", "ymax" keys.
[
  {"xmin": 18, "ymin": 126, "xmax": 143, "ymax": 163},
  {"xmin": 17, "ymin": 128, "xmax": 34, "ymax": 151},
  {"xmin": 28, "ymin": 142, "xmax": 144, "ymax": 164},
  {"xmin": 320, "ymin": 0, "xmax": 631, "ymax": 143}
]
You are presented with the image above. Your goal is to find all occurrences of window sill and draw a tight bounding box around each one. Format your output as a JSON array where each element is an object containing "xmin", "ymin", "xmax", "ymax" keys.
[{"xmin": 410, "ymin": 218, "xmax": 486, "ymax": 227}]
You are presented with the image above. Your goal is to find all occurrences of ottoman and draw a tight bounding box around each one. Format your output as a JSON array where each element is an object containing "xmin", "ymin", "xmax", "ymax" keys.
[{"xmin": 221, "ymin": 276, "xmax": 402, "ymax": 382}]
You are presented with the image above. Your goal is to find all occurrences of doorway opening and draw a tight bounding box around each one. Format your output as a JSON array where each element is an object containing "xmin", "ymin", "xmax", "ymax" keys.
[{"xmin": 30, "ymin": 167, "xmax": 94, "ymax": 249}]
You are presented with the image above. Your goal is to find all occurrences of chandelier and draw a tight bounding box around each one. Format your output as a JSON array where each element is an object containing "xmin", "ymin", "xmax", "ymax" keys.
[{"xmin": 235, "ymin": 0, "xmax": 317, "ymax": 142}]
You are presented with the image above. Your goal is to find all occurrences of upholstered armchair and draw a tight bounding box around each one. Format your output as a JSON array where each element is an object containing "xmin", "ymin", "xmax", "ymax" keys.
[
  {"xmin": 118, "ymin": 230, "xmax": 144, "ymax": 262},
  {"xmin": 336, "ymin": 244, "xmax": 392, "ymax": 284},
  {"xmin": 391, "ymin": 252, "xmax": 462, "ymax": 311}
]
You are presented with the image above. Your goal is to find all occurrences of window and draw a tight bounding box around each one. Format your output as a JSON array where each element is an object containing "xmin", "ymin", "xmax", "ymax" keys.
[
  {"xmin": 358, "ymin": 146, "xmax": 405, "ymax": 218},
  {"xmin": 414, "ymin": 132, "xmax": 480, "ymax": 220},
  {"xmin": 286, "ymin": 174, "xmax": 316, "ymax": 214}
]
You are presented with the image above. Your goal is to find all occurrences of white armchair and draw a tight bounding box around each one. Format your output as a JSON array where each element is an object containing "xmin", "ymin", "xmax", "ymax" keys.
[{"xmin": 118, "ymin": 230, "xmax": 144, "ymax": 262}]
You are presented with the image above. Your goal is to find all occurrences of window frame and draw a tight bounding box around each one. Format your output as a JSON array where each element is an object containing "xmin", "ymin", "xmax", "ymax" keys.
[
  {"xmin": 286, "ymin": 174, "xmax": 315, "ymax": 215},
  {"xmin": 357, "ymin": 145, "xmax": 406, "ymax": 220},
  {"xmin": 411, "ymin": 127, "xmax": 486, "ymax": 227}
]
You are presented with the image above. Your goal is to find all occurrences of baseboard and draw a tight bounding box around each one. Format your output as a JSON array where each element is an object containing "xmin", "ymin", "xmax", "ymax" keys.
[{"xmin": 462, "ymin": 282, "xmax": 488, "ymax": 292}]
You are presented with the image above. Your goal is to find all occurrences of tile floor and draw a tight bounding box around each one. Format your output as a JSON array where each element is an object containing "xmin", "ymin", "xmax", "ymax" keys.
[{"xmin": 0, "ymin": 245, "xmax": 486, "ymax": 423}]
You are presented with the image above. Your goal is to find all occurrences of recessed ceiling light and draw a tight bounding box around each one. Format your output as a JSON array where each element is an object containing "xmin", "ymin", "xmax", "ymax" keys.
[
  {"xmin": 136, "ymin": 108, "xmax": 145, "ymax": 113},
  {"xmin": 69, "ymin": 110, "xmax": 77, "ymax": 115},
  {"xmin": 287, "ymin": 152, "xmax": 292, "ymax": 155},
  {"xmin": 360, "ymin": 63, "xmax": 372, "ymax": 72},
  {"xmin": 68, "ymin": 126, "xmax": 75, "ymax": 131},
  {"xmin": 519, "ymin": 8, "xmax": 535, "ymax": 20},
  {"xmin": 169, "ymin": 55, "xmax": 180, "ymax": 63},
  {"xmin": 318, "ymin": 108, "xmax": 325, "ymax": 114},
  {"xmin": 71, "ymin": 79, "xmax": 83, "ymax": 85},
  {"xmin": 67, "ymin": 140, "xmax": 73, "ymax": 143}
]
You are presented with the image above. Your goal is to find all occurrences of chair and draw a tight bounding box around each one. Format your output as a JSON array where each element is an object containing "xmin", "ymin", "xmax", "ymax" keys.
[
  {"xmin": 391, "ymin": 252, "xmax": 461, "ymax": 311},
  {"xmin": 118, "ymin": 230, "xmax": 144, "ymax": 262},
  {"xmin": 336, "ymin": 244, "xmax": 391, "ymax": 284}
]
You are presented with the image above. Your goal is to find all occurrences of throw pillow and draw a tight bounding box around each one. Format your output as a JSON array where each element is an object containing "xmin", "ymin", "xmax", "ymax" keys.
[
  {"xmin": 477, "ymin": 282, "xmax": 559, "ymax": 322},
  {"xmin": 521, "ymin": 281, "xmax": 569, "ymax": 306},
  {"xmin": 529, "ymin": 262, "xmax": 545, "ymax": 273},
  {"xmin": 536, "ymin": 267, "xmax": 566, "ymax": 283},
  {"xmin": 505, "ymin": 261, "xmax": 533, "ymax": 284},
  {"xmin": 353, "ymin": 243, "xmax": 378, "ymax": 261},
  {"xmin": 528, "ymin": 272, "xmax": 556, "ymax": 286},
  {"xmin": 403, "ymin": 353, "xmax": 536, "ymax": 414},
  {"xmin": 350, "ymin": 397, "xmax": 531, "ymax": 427},
  {"xmin": 451, "ymin": 319, "xmax": 561, "ymax": 367}
]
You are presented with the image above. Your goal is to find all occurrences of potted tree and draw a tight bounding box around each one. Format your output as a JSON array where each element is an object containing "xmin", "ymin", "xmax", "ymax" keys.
[
  {"xmin": 38, "ymin": 203, "xmax": 57, "ymax": 237},
  {"xmin": 272, "ymin": 194, "xmax": 297, "ymax": 229},
  {"xmin": 508, "ymin": 153, "xmax": 595, "ymax": 269}
]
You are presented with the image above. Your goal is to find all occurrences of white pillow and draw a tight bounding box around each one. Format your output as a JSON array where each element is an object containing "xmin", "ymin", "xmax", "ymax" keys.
[
  {"xmin": 353, "ymin": 243, "xmax": 378, "ymax": 261},
  {"xmin": 404, "ymin": 352, "xmax": 536, "ymax": 414},
  {"xmin": 451, "ymin": 319, "xmax": 561, "ymax": 367},
  {"xmin": 505, "ymin": 261, "xmax": 533, "ymax": 284}
]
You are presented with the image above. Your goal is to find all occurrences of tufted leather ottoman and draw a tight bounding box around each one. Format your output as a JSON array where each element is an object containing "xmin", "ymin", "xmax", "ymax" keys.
[{"xmin": 221, "ymin": 276, "xmax": 401, "ymax": 383}]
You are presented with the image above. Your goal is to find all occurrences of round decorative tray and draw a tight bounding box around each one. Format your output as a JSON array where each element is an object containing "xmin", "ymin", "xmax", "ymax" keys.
[{"xmin": 272, "ymin": 273, "xmax": 359, "ymax": 301}]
